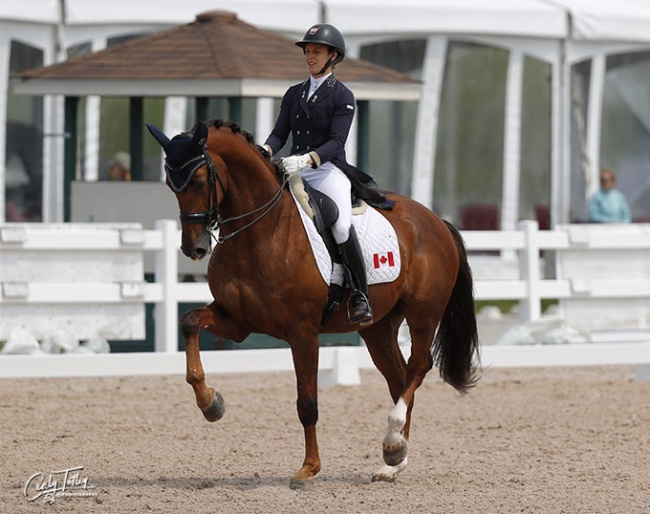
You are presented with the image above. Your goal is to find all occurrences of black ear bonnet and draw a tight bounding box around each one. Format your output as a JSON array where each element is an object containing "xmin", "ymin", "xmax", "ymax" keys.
[{"xmin": 146, "ymin": 122, "xmax": 209, "ymax": 192}]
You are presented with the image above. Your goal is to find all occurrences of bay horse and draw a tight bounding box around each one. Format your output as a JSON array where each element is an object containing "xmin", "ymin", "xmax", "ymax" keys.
[{"xmin": 146, "ymin": 119, "xmax": 480, "ymax": 490}]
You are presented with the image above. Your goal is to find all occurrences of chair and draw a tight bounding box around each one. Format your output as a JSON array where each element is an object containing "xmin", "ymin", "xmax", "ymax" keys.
[
  {"xmin": 535, "ymin": 205, "xmax": 550, "ymax": 230},
  {"xmin": 460, "ymin": 203, "xmax": 499, "ymax": 231}
]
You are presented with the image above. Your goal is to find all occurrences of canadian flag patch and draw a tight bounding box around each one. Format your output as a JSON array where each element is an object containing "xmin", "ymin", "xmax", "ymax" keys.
[{"xmin": 373, "ymin": 251, "xmax": 395, "ymax": 269}]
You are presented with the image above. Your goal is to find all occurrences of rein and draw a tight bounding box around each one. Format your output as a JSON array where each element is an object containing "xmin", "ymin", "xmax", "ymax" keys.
[
  {"xmin": 171, "ymin": 145, "xmax": 288, "ymax": 245},
  {"xmin": 216, "ymin": 171, "xmax": 289, "ymax": 244}
]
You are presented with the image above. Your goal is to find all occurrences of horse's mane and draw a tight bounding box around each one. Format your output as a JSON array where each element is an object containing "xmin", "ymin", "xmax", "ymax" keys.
[
  {"xmin": 189, "ymin": 118, "xmax": 281, "ymax": 181},
  {"xmin": 197, "ymin": 118, "xmax": 274, "ymax": 163},
  {"xmin": 208, "ymin": 118, "xmax": 256, "ymax": 144}
]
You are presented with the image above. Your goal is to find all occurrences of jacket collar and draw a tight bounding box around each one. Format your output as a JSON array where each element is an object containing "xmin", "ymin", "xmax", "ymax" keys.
[{"xmin": 300, "ymin": 74, "xmax": 338, "ymax": 112}]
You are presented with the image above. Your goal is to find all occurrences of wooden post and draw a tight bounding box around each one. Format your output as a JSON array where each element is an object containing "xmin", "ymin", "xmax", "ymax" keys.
[
  {"xmin": 356, "ymin": 100, "xmax": 369, "ymax": 171},
  {"xmin": 228, "ymin": 97, "xmax": 242, "ymax": 123},
  {"xmin": 196, "ymin": 97, "xmax": 208, "ymax": 121},
  {"xmin": 63, "ymin": 96, "xmax": 79, "ymax": 222},
  {"xmin": 129, "ymin": 97, "xmax": 144, "ymax": 181}
]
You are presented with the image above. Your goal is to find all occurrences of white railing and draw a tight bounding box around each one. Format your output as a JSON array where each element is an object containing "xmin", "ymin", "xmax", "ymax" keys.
[{"xmin": 1, "ymin": 219, "xmax": 649, "ymax": 380}]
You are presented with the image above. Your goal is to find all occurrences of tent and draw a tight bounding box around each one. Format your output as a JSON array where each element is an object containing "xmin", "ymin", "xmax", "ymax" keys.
[{"xmin": 3, "ymin": 0, "xmax": 650, "ymax": 225}]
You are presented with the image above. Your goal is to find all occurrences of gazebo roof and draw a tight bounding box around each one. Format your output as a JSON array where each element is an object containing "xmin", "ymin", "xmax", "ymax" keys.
[{"xmin": 15, "ymin": 11, "xmax": 419, "ymax": 101}]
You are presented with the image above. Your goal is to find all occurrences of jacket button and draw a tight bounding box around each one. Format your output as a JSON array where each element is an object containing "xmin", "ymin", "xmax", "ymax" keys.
[
  {"xmin": 306, "ymin": 131, "xmax": 310, "ymax": 135},
  {"xmin": 296, "ymin": 131, "xmax": 300, "ymax": 135}
]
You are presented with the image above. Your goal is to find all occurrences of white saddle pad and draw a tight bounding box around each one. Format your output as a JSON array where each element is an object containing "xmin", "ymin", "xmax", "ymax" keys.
[{"xmin": 288, "ymin": 174, "xmax": 401, "ymax": 285}]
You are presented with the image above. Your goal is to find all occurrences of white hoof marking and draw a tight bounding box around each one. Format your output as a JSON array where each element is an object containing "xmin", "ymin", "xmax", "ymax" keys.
[
  {"xmin": 373, "ymin": 457, "xmax": 409, "ymax": 482},
  {"xmin": 384, "ymin": 397, "xmax": 407, "ymax": 447}
]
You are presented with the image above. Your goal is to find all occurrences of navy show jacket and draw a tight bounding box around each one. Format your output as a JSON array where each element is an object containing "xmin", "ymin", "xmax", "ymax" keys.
[
  {"xmin": 265, "ymin": 74, "xmax": 355, "ymax": 166},
  {"xmin": 264, "ymin": 74, "xmax": 395, "ymax": 210}
]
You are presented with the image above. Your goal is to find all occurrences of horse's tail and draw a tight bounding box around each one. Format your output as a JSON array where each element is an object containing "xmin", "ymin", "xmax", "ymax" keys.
[{"xmin": 432, "ymin": 220, "xmax": 481, "ymax": 393}]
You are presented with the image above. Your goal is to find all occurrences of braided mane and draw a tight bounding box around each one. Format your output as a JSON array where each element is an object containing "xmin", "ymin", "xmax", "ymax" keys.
[
  {"xmin": 201, "ymin": 118, "xmax": 272, "ymax": 164},
  {"xmin": 208, "ymin": 119, "xmax": 255, "ymax": 144}
]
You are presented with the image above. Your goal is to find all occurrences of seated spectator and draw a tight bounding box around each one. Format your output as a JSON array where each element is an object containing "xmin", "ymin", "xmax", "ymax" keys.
[
  {"xmin": 588, "ymin": 168, "xmax": 631, "ymax": 223},
  {"xmin": 107, "ymin": 152, "xmax": 131, "ymax": 181}
]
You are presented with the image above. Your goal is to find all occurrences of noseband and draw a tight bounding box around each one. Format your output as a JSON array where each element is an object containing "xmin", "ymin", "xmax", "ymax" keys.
[{"xmin": 166, "ymin": 145, "xmax": 288, "ymax": 244}]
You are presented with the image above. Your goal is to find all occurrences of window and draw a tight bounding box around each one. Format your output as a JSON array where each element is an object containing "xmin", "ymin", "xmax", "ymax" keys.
[
  {"xmin": 520, "ymin": 56, "xmax": 552, "ymax": 225},
  {"xmin": 434, "ymin": 41, "xmax": 507, "ymax": 226},
  {"xmin": 601, "ymin": 51, "xmax": 650, "ymax": 222},
  {"xmin": 359, "ymin": 40, "xmax": 424, "ymax": 196},
  {"xmin": 5, "ymin": 41, "xmax": 44, "ymax": 221}
]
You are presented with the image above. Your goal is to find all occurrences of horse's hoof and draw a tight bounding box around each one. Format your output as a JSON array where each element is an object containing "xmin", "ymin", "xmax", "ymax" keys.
[
  {"xmin": 289, "ymin": 476, "xmax": 315, "ymax": 491},
  {"xmin": 201, "ymin": 391, "xmax": 225, "ymax": 422},
  {"xmin": 371, "ymin": 472, "xmax": 396, "ymax": 483},
  {"xmin": 383, "ymin": 439, "xmax": 408, "ymax": 466},
  {"xmin": 372, "ymin": 458, "xmax": 408, "ymax": 483}
]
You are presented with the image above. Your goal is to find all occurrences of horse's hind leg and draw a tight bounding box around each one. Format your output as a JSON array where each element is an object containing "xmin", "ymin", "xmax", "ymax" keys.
[
  {"xmin": 362, "ymin": 312, "xmax": 438, "ymax": 482},
  {"xmin": 360, "ymin": 312, "xmax": 413, "ymax": 482}
]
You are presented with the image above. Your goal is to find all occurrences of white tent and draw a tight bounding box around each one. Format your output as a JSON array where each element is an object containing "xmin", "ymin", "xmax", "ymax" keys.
[
  {"xmin": 321, "ymin": 0, "xmax": 650, "ymax": 227},
  {"xmin": 3, "ymin": 0, "xmax": 650, "ymax": 225}
]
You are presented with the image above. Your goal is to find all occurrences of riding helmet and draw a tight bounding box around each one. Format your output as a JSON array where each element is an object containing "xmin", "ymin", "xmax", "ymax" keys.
[{"xmin": 295, "ymin": 23, "xmax": 346, "ymax": 62}]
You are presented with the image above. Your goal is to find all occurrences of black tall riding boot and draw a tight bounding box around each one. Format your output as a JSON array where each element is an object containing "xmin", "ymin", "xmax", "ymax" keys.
[{"xmin": 338, "ymin": 226, "xmax": 373, "ymax": 325}]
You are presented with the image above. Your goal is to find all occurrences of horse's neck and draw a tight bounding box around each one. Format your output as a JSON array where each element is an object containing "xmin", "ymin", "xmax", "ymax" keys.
[
  {"xmin": 223, "ymin": 164, "xmax": 281, "ymax": 212},
  {"xmin": 217, "ymin": 143, "xmax": 290, "ymax": 237}
]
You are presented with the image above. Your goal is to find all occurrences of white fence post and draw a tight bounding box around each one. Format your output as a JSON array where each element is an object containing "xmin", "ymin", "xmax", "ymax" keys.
[
  {"xmin": 318, "ymin": 347, "xmax": 361, "ymax": 386},
  {"xmin": 2, "ymin": 221, "xmax": 649, "ymax": 380},
  {"xmin": 518, "ymin": 220, "xmax": 541, "ymax": 322},
  {"xmin": 154, "ymin": 219, "xmax": 180, "ymax": 353}
]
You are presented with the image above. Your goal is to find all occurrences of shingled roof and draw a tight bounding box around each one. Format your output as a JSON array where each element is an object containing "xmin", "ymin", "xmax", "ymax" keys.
[{"xmin": 15, "ymin": 11, "xmax": 419, "ymax": 100}]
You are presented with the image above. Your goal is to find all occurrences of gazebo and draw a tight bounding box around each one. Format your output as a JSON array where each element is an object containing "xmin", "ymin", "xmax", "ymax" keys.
[{"xmin": 13, "ymin": 10, "xmax": 419, "ymax": 221}]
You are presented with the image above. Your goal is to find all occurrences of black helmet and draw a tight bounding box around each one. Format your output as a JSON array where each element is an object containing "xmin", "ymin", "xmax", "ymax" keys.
[{"xmin": 295, "ymin": 24, "xmax": 346, "ymax": 62}]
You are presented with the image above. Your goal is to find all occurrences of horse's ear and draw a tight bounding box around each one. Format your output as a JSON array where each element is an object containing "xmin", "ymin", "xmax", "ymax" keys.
[
  {"xmin": 193, "ymin": 120, "xmax": 208, "ymax": 147},
  {"xmin": 145, "ymin": 123, "xmax": 170, "ymax": 149}
]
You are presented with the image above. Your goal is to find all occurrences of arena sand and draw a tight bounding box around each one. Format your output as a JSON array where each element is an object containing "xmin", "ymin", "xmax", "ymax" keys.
[{"xmin": 1, "ymin": 365, "xmax": 649, "ymax": 513}]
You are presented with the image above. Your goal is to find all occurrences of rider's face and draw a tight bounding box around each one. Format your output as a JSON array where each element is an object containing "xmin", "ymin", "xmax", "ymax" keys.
[{"xmin": 304, "ymin": 43, "xmax": 336, "ymax": 78}]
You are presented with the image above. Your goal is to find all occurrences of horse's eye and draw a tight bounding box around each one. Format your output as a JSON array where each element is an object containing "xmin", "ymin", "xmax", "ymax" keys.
[{"xmin": 195, "ymin": 180, "xmax": 207, "ymax": 191}]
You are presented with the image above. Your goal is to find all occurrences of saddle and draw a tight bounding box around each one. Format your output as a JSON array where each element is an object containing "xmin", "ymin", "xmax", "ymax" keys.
[
  {"xmin": 287, "ymin": 173, "xmax": 354, "ymax": 326},
  {"xmin": 290, "ymin": 179, "xmax": 343, "ymax": 326},
  {"xmin": 286, "ymin": 171, "xmax": 399, "ymax": 327},
  {"xmin": 303, "ymin": 183, "xmax": 341, "ymax": 259}
]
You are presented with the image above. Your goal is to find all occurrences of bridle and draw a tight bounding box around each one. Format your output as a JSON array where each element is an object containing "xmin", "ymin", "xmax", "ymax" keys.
[
  {"xmin": 165, "ymin": 147, "xmax": 223, "ymax": 230},
  {"xmin": 166, "ymin": 145, "xmax": 288, "ymax": 245}
]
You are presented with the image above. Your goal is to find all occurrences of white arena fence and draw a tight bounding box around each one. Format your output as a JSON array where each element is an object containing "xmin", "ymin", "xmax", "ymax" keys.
[{"xmin": 1, "ymin": 219, "xmax": 649, "ymax": 382}]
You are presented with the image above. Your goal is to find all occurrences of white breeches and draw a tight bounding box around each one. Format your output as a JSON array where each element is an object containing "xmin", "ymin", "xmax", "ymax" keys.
[{"xmin": 300, "ymin": 162, "xmax": 351, "ymax": 244}]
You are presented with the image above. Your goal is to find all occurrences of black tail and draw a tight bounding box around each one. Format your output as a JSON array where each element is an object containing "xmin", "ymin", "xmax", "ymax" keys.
[{"xmin": 431, "ymin": 221, "xmax": 481, "ymax": 393}]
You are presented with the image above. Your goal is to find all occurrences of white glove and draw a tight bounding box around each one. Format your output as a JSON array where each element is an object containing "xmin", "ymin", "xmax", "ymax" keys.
[{"xmin": 280, "ymin": 154, "xmax": 311, "ymax": 174}]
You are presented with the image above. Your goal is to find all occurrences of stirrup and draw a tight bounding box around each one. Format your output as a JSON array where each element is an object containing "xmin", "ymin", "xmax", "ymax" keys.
[{"xmin": 347, "ymin": 292, "xmax": 373, "ymax": 326}]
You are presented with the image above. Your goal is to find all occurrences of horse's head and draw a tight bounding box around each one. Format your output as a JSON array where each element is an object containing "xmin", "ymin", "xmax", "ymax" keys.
[{"xmin": 146, "ymin": 120, "xmax": 225, "ymax": 260}]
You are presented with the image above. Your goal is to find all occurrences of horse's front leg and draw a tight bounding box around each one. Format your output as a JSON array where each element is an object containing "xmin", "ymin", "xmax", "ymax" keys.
[
  {"xmin": 180, "ymin": 303, "xmax": 248, "ymax": 422},
  {"xmin": 288, "ymin": 335, "xmax": 321, "ymax": 490}
]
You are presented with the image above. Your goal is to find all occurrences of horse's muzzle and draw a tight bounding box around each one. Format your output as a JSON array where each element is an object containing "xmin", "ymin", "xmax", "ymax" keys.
[{"xmin": 181, "ymin": 230, "xmax": 212, "ymax": 260}]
